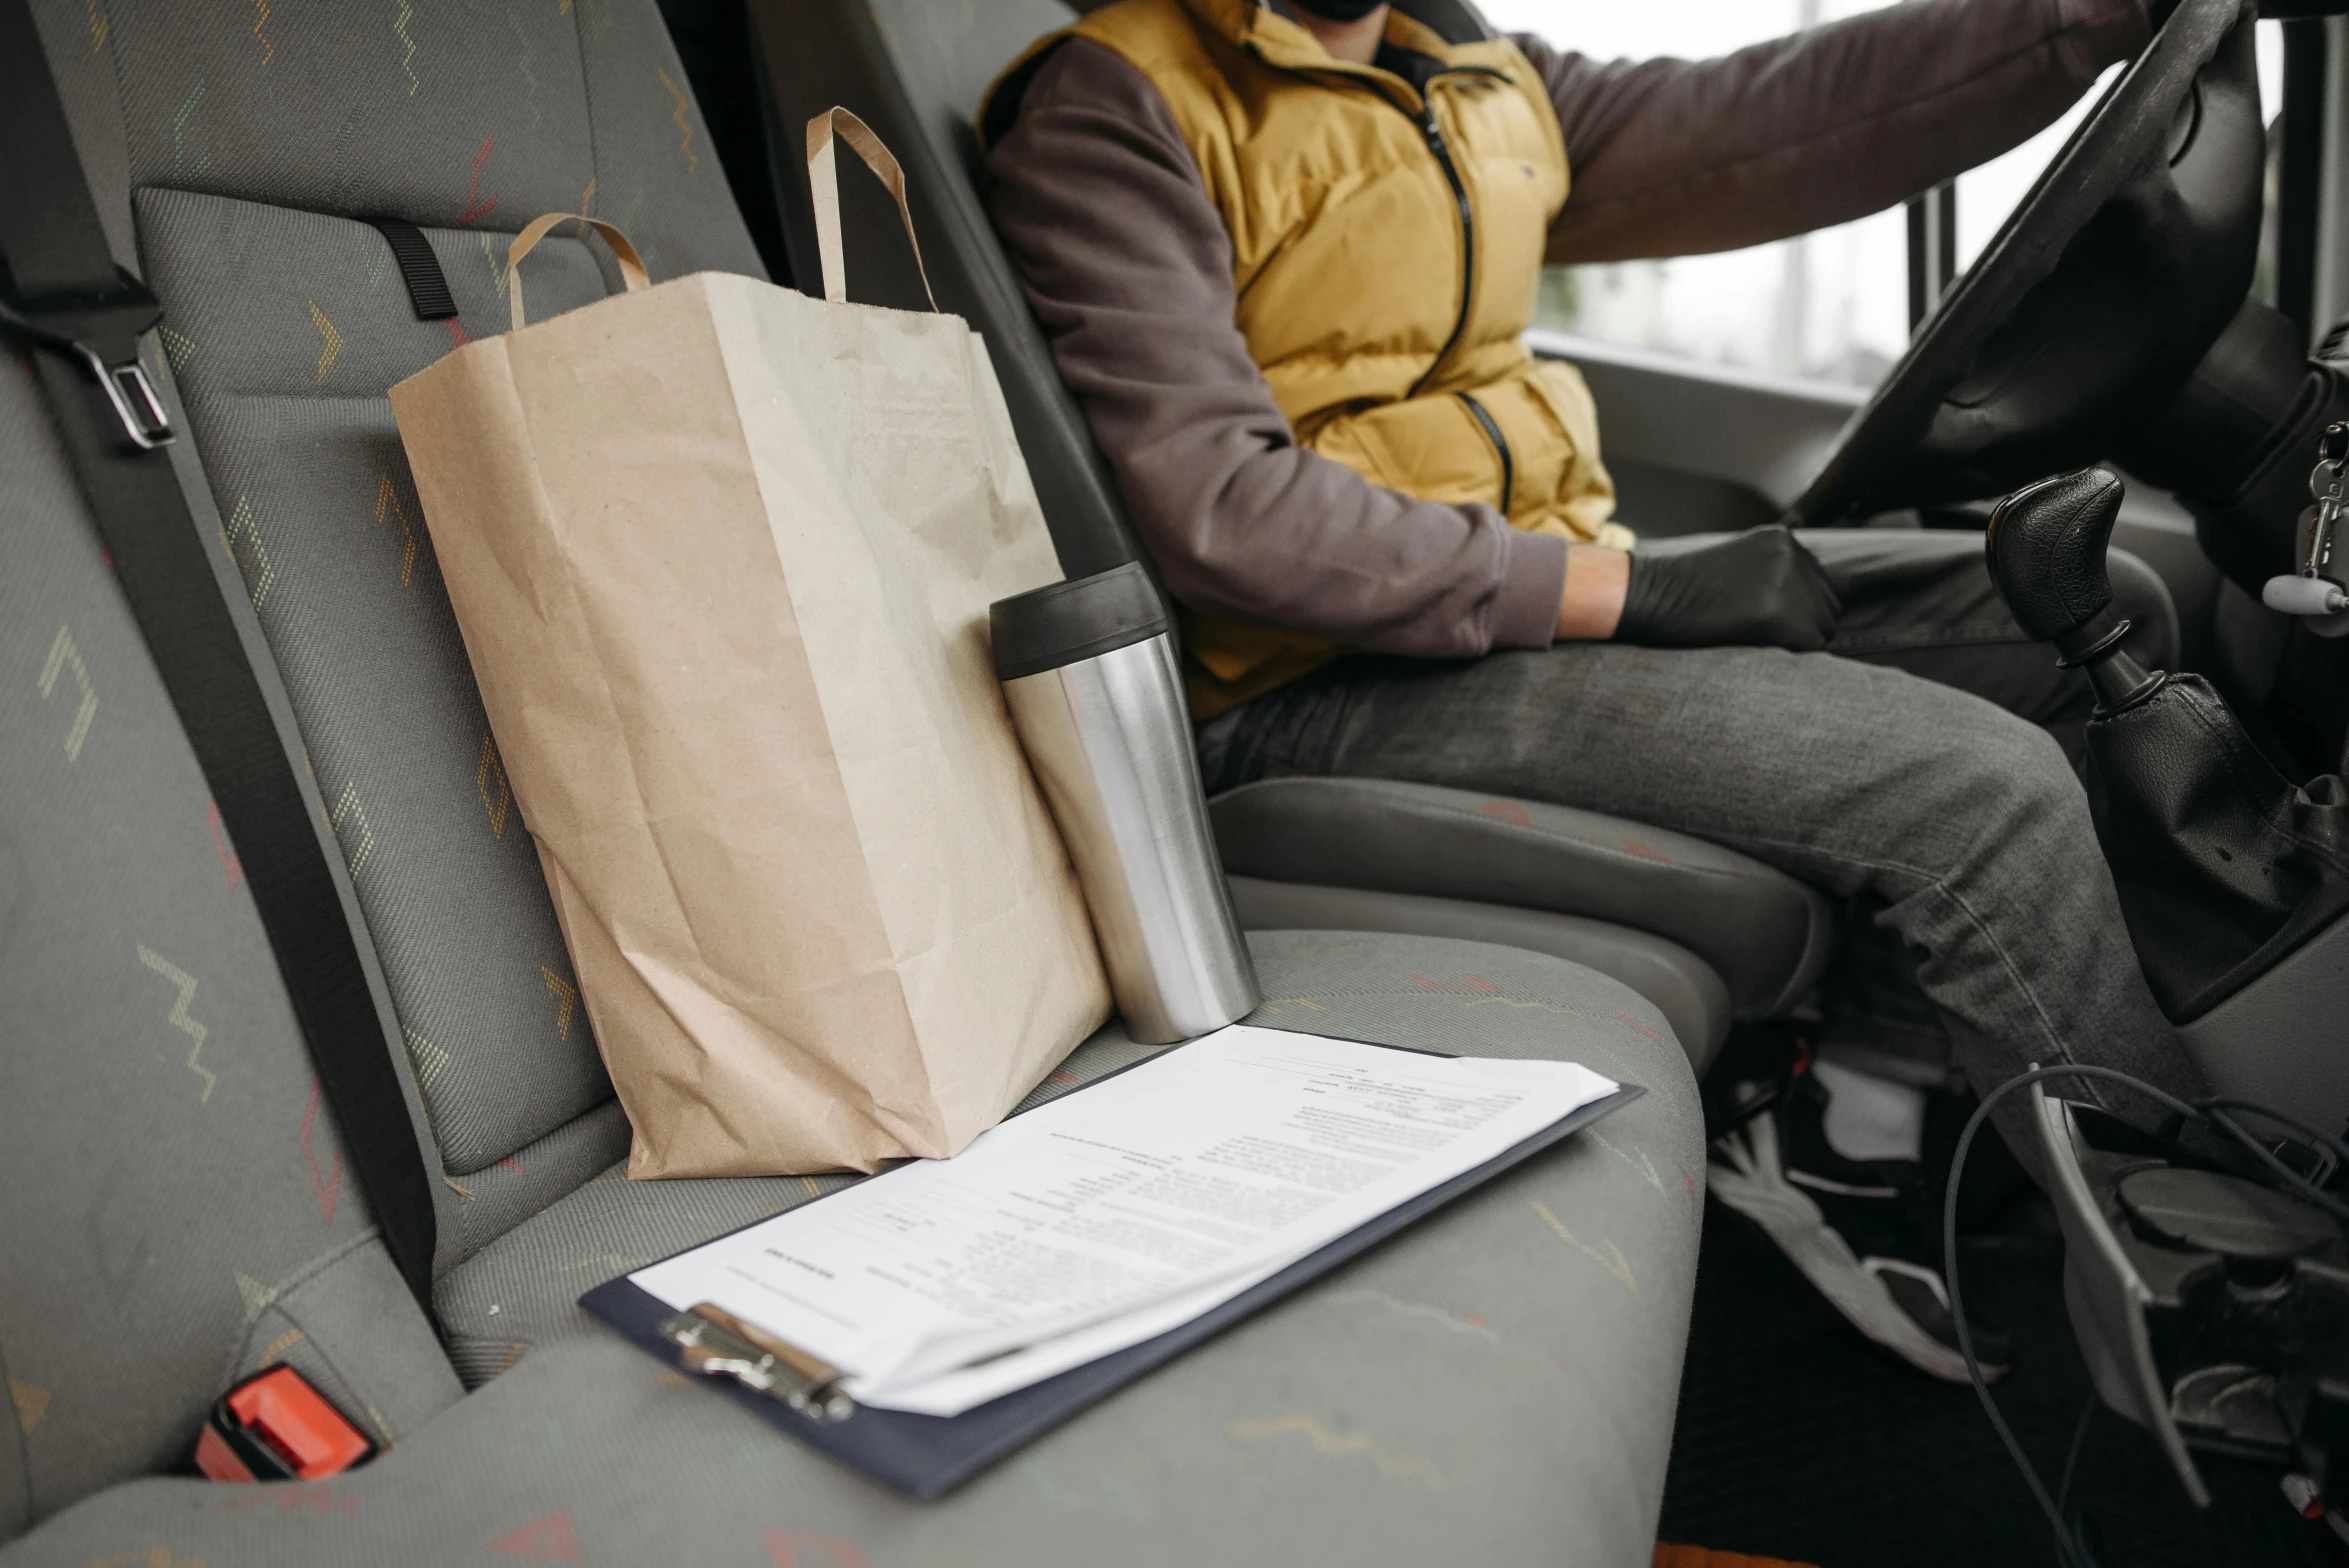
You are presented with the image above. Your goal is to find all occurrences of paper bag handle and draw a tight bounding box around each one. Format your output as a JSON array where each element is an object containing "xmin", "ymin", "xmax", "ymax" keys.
[
  {"xmin": 805, "ymin": 107, "xmax": 938, "ymax": 312},
  {"xmin": 506, "ymin": 213, "xmax": 651, "ymax": 332}
]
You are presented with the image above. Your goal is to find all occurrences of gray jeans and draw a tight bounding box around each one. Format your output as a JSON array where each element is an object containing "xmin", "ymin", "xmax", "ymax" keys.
[{"xmin": 1196, "ymin": 529, "xmax": 2203, "ymax": 1142}]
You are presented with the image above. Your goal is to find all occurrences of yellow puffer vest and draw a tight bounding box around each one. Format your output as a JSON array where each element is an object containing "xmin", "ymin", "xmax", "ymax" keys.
[{"xmin": 994, "ymin": 0, "xmax": 1628, "ymax": 717}]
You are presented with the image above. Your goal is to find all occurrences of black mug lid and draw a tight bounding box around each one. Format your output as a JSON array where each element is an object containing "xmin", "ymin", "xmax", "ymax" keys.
[{"xmin": 990, "ymin": 561, "xmax": 1170, "ymax": 682}]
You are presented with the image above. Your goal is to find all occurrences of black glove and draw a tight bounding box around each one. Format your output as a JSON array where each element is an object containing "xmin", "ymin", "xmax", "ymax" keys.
[{"xmin": 1614, "ymin": 526, "xmax": 1841, "ymax": 651}]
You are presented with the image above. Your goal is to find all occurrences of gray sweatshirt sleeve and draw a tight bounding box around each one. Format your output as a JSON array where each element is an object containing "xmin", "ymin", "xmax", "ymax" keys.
[
  {"xmin": 1522, "ymin": 0, "xmax": 2150, "ymax": 263},
  {"xmin": 983, "ymin": 39, "xmax": 1569, "ymax": 660}
]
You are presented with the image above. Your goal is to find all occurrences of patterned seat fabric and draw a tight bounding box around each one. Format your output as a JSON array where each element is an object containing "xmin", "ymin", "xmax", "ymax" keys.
[
  {"xmin": 5, "ymin": 0, "xmax": 762, "ymax": 1525},
  {"xmin": 9, "ymin": 934, "xmax": 1706, "ymax": 1568},
  {"xmin": 0, "ymin": 338, "xmax": 461, "ymax": 1535},
  {"xmin": 36, "ymin": 0, "xmax": 766, "ymax": 1260}
]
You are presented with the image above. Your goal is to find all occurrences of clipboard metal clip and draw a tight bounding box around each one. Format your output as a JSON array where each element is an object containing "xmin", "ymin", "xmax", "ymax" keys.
[{"xmin": 660, "ymin": 1303, "xmax": 854, "ymax": 1422}]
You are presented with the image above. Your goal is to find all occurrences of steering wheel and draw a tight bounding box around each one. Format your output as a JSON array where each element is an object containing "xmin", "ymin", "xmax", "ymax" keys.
[{"xmin": 1791, "ymin": 0, "xmax": 2266, "ymax": 525}]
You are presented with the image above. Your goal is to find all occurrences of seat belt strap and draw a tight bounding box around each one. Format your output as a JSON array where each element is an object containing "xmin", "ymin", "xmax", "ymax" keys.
[
  {"xmin": 365, "ymin": 218, "xmax": 461, "ymax": 323},
  {"xmin": 0, "ymin": 0, "xmax": 439, "ymax": 1309}
]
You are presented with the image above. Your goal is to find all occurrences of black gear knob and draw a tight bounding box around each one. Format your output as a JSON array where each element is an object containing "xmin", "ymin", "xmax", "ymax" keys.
[
  {"xmin": 1986, "ymin": 467, "xmax": 2165, "ymax": 713},
  {"xmin": 1985, "ymin": 467, "xmax": 2126, "ymax": 648}
]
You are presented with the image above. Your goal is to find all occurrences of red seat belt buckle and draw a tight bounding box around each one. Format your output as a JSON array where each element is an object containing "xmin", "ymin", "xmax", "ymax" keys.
[{"xmin": 193, "ymin": 1366, "xmax": 375, "ymax": 1482}]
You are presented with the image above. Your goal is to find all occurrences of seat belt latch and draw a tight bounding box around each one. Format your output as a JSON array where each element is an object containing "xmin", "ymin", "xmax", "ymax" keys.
[
  {"xmin": 0, "ymin": 299, "xmax": 177, "ymax": 450},
  {"xmin": 193, "ymin": 1365, "xmax": 376, "ymax": 1483},
  {"xmin": 69, "ymin": 338, "xmax": 174, "ymax": 449},
  {"xmin": 0, "ymin": 309, "xmax": 176, "ymax": 449}
]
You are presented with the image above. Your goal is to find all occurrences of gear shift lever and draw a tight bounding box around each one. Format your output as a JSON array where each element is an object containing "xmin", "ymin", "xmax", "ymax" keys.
[
  {"xmin": 1984, "ymin": 467, "xmax": 2349, "ymax": 1024},
  {"xmin": 1985, "ymin": 467, "xmax": 2165, "ymax": 715}
]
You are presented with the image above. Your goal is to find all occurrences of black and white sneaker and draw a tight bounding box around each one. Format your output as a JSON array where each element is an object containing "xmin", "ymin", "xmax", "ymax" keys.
[{"xmin": 1709, "ymin": 1065, "xmax": 2013, "ymax": 1385}]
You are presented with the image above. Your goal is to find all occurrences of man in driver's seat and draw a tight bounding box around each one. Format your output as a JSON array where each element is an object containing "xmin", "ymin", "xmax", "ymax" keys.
[{"xmin": 983, "ymin": 0, "xmax": 2196, "ymax": 1380}]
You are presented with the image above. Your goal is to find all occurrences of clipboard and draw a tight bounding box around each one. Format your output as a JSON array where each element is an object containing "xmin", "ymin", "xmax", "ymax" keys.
[{"xmin": 582, "ymin": 1051, "xmax": 1644, "ymax": 1499}]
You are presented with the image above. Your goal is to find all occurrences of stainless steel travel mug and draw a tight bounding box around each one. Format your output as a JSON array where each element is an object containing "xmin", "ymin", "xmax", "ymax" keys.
[{"xmin": 992, "ymin": 564, "xmax": 1259, "ymax": 1045}]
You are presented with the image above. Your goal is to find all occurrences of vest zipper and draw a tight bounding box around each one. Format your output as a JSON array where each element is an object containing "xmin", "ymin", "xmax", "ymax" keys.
[
  {"xmin": 1456, "ymin": 392, "xmax": 1512, "ymax": 514},
  {"xmin": 1236, "ymin": 46, "xmax": 1513, "ymax": 397},
  {"xmin": 1407, "ymin": 98, "xmax": 1475, "ymax": 398}
]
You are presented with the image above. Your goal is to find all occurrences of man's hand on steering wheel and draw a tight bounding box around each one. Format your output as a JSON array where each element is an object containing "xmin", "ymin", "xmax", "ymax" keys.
[{"xmin": 1791, "ymin": 0, "xmax": 2260, "ymax": 525}]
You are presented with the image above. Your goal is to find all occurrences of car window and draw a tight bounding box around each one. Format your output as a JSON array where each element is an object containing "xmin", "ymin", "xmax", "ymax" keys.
[
  {"xmin": 1488, "ymin": 3, "xmax": 2288, "ymax": 390},
  {"xmin": 1488, "ymin": 0, "xmax": 1904, "ymax": 387}
]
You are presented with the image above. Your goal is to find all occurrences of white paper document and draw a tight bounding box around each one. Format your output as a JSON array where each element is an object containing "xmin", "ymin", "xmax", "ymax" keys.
[{"xmin": 630, "ymin": 1025, "xmax": 1618, "ymax": 1416}]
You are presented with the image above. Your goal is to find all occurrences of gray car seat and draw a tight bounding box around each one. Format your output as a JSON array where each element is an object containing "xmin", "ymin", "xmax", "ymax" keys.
[
  {"xmin": 750, "ymin": 0, "xmax": 1838, "ymax": 1072},
  {"xmin": 0, "ymin": 1, "xmax": 1703, "ymax": 1563}
]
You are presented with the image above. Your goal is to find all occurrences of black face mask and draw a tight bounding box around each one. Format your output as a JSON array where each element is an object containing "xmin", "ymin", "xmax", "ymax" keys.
[{"xmin": 1286, "ymin": 0, "xmax": 1387, "ymax": 21}]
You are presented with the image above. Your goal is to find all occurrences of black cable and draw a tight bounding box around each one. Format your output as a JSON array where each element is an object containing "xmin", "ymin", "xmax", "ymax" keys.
[
  {"xmin": 2198, "ymin": 1104, "xmax": 2349, "ymax": 1224},
  {"xmin": 1943, "ymin": 1067, "xmax": 2193, "ymax": 1567},
  {"xmin": 2054, "ymin": 1391, "xmax": 2100, "ymax": 1563},
  {"xmin": 1939, "ymin": 1063, "xmax": 2349, "ymax": 1568},
  {"xmin": 2055, "ymin": 1392, "xmax": 2097, "ymax": 1521},
  {"xmin": 1709, "ymin": 1079, "xmax": 1788, "ymax": 1141},
  {"xmin": 2195, "ymin": 1098, "xmax": 2349, "ymax": 1175}
]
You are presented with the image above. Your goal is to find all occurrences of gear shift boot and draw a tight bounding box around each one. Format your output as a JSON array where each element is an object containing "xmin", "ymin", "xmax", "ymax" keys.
[
  {"xmin": 2082, "ymin": 674, "xmax": 2348, "ymax": 1018},
  {"xmin": 1988, "ymin": 468, "xmax": 2349, "ymax": 1021}
]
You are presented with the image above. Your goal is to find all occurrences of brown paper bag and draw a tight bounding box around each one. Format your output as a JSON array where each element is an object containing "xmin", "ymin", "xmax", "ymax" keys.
[{"xmin": 388, "ymin": 113, "xmax": 1110, "ymax": 1178}]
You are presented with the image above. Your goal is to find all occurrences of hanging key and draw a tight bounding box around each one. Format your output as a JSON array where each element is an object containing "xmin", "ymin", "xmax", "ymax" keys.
[
  {"xmin": 2266, "ymin": 421, "xmax": 2349, "ymax": 625},
  {"xmin": 2303, "ymin": 421, "xmax": 2348, "ymax": 581}
]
